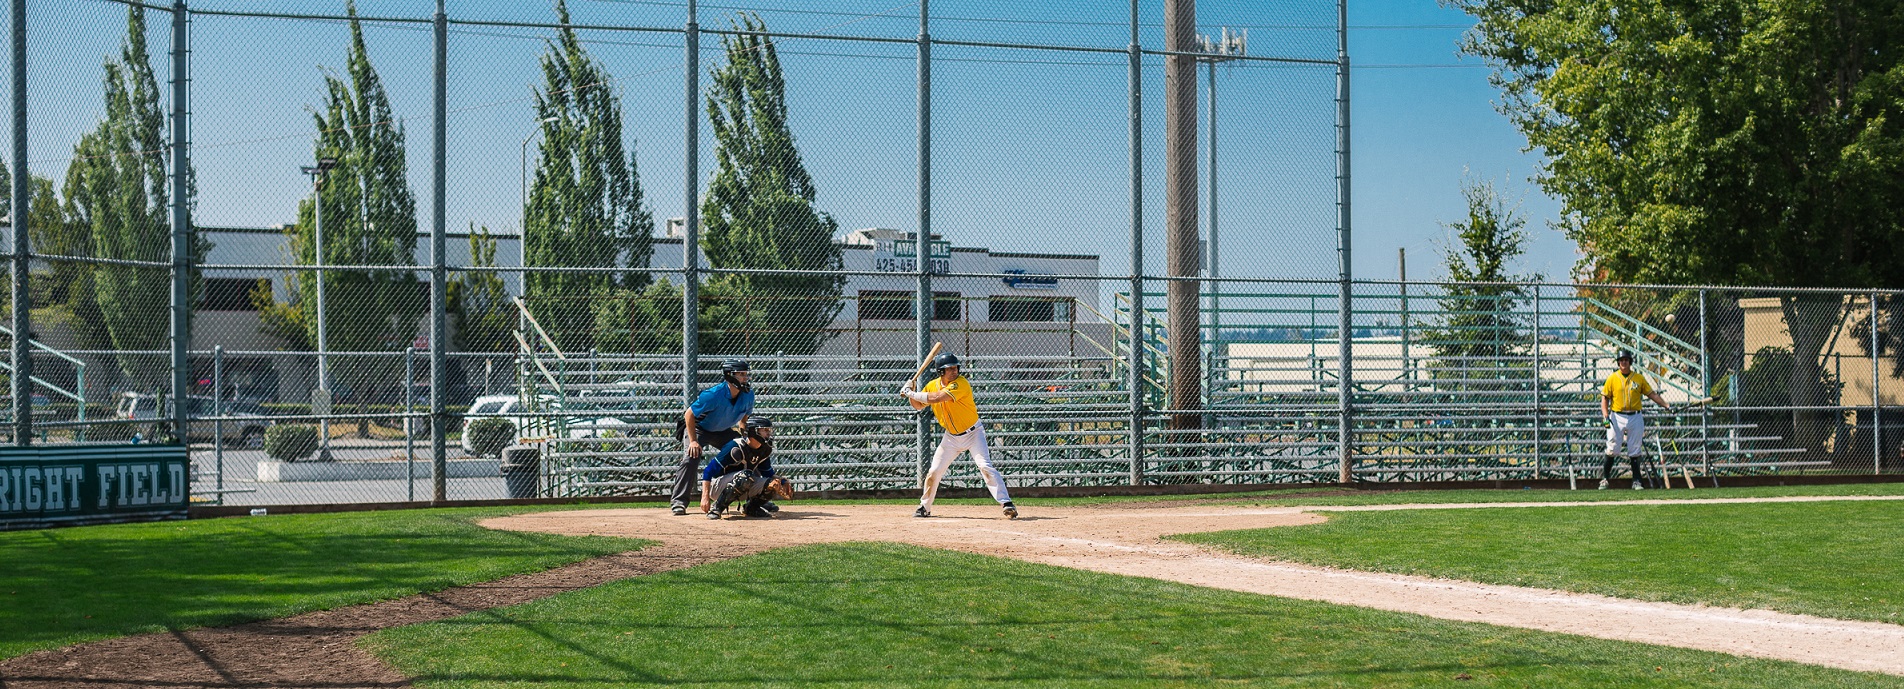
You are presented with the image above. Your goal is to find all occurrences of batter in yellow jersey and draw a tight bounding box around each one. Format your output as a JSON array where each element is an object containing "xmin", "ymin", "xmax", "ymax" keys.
[{"xmin": 899, "ymin": 352, "xmax": 1017, "ymax": 519}]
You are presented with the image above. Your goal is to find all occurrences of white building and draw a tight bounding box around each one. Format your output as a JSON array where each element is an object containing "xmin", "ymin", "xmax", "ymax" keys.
[{"xmin": 7, "ymin": 221, "xmax": 1106, "ymax": 401}]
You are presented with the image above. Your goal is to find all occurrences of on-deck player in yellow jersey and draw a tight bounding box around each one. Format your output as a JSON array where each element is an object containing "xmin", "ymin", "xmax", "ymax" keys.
[
  {"xmin": 1599, "ymin": 350, "xmax": 1674, "ymax": 490},
  {"xmin": 899, "ymin": 352, "xmax": 1017, "ymax": 519}
]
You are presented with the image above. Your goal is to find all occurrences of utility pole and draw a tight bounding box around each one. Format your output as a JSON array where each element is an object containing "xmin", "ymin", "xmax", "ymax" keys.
[
  {"xmin": 1196, "ymin": 27, "xmax": 1244, "ymax": 420},
  {"xmin": 1163, "ymin": 0, "xmax": 1200, "ymax": 433},
  {"xmin": 300, "ymin": 158, "xmax": 337, "ymax": 460}
]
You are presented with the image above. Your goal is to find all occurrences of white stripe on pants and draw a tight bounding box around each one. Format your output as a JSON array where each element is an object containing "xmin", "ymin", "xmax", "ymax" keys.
[
  {"xmin": 919, "ymin": 422, "xmax": 1011, "ymax": 510},
  {"xmin": 1605, "ymin": 412, "xmax": 1645, "ymax": 457}
]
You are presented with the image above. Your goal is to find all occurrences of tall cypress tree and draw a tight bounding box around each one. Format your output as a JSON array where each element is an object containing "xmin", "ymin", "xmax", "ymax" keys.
[
  {"xmin": 64, "ymin": 5, "xmax": 199, "ymax": 390},
  {"xmin": 700, "ymin": 13, "xmax": 844, "ymax": 356},
  {"xmin": 525, "ymin": 0, "xmax": 655, "ymax": 353},
  {"xmin": 266, "ymin": 1, "xmax": 421, "ymax": 404}
]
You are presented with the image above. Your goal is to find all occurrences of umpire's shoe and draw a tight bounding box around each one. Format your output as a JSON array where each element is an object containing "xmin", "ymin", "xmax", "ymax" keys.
[
  {"xmin": 913, "ymin": 506, "xmax": 931, "ymax": 518},
  {"xmin": 671, "ymin": 504, "xmax": 688, "ymax": 516},
  {"xmin": 1002, "ymin": 501, "xmax": 1019, "ymax": 519},
  {"xmin": 706, "ymin": 508, "xmax": 723, "ymax": 520}
]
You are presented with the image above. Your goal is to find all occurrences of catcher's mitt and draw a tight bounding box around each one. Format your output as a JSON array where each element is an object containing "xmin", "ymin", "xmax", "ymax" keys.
[{"xmin": 764, "ymin": 476, "xmax": 794, "ymax": 501}]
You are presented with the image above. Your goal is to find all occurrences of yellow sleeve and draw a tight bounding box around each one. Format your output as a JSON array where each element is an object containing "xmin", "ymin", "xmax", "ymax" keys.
[
  {"xmin": 1637, "ymin": 374, "xmax": 1652, "ymax": 395},
  {"xmin": 945, "ymin": 377, "xmax": 974, "ymax": 407},
  {"xmin": 1601, "ymin": 375, "xmax": 1618, "ymax": 399}
]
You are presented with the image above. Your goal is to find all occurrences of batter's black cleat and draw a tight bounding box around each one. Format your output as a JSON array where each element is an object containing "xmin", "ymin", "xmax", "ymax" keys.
[
  {"xmin": 743, "ymin": 505, "xmax": 772, "ymax": 518},
  {"xmin": 671, "ymin": 504, "xmax": 688, "ymax": 516},
  {"xmin": 1002, "ymin": 502, "xmax": 1019, "ymax": 519},
  {"xmin": 913, "ymin": 506, "xmax": 931, "ymax": 518},
  {"xmin": 762, "ymin": 501, "xmax": 780, "ymax": 513}
]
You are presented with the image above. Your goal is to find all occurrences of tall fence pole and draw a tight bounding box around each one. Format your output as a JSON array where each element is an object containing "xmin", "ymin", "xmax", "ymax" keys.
[
  {"xmin": 428, "ymin": 0, "xmax": 448, "ymax": 503},
  {"xmin": 1699, "ymin": 289, "xmax": 1711, "ymax": 475},
  {"xmin": 1126, "ymin": 0, "xmax": 1145, "ymax": 485},
  {"xmin": 8, "ymin": 0, "xmax": 29, "ymax": 446},
  {"xmin": 405, "ymin": 346, "xmax": 416, "ymax": 501},
  {"xmin": 212, "ymin": 346, "xmax": 223, "ymax": 501},
  {"xmin": 1333, "ymin": 0, "xmax": 1354, "ymax": 483},
  {"xmin": 1874, "ymin": 289, "xmax": 1883, "ymax": 475},
  {"xmin": 682, "ymin": 0, "xmax": 701, "ymax": 404},
  {"xmin": 170, "ymin": 0, "xmax": 192, "ymax": 449},
  {"xmin": 1532, "ymin": 285, "xmax": 1542, "ymax": 478},
  {"xmin": 914, "ymin": 0, "xmax": 933, "ymax": 485}
]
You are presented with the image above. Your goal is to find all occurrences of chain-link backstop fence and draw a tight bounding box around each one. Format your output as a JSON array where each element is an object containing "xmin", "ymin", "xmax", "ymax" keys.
[{"xmin": 6, "ymin": 0, "xmax": 1899, "ymax": 507}]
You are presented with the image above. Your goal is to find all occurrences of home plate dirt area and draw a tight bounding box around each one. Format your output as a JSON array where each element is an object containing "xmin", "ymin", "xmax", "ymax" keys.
[{"xmin": 4, "ymin": 498, "xmax": 1901, "ymax": 688}]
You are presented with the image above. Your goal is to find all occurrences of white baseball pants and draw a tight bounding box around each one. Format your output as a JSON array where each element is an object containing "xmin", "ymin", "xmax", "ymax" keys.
[
  {"xmin": 919, "ymin": 422, "xmax": 1012, "ymax": 511},
  {"xmin": 1605, "ymin": 412, "xmax": 1645, "ymax": 457}
]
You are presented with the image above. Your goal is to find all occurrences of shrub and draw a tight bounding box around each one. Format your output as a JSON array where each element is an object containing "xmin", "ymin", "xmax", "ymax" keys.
[
  {"xmin": 466, "ymin": 417, "xmax": 517, "ymax": 458},
  {"xmin": 264, "ymin": 424, "xmax": 321, "ymax": 462}
]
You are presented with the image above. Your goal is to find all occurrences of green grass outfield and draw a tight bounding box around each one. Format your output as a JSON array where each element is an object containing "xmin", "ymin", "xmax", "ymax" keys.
[
  {"xmin": 1176, "ymin": 499, "xmax": 1904, "ymax": 624},
  {"xmin": 0, "ymin": 507, "xmax": 649, "ymax": 660},
  {"xmin": 363, "ymin": 542, "xmax": 1904, "ymax": 688}
]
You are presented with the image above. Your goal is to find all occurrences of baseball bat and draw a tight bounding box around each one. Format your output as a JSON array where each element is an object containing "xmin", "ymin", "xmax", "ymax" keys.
[{"xmin": 908, "ymin": 341, "xmax": 945, "ymax": 390}]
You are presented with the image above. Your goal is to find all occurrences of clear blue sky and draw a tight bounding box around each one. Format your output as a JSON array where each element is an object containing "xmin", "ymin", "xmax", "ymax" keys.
[{"xmin": 15, "ymin": 0, "xmax": 1570, "ymax": 282}]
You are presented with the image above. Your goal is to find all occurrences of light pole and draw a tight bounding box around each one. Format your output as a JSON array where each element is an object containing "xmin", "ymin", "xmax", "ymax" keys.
[
  {"xmin": 521, "ymin": 116, "xmax": 559, "ymax": 272},
  {"xmin": 1197, "ymin": 28, "xmax": 1245, "ymax": 414},
  {"xmin": 301, "ymin": 157, "xmax": 337, "ymax": 459}
]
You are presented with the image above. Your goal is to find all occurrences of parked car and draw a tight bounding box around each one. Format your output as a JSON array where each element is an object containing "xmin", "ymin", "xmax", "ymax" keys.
[
  {"xmin": 115, "ymin": 393, "xmax": 275, "ymax": 446},
  {"xmin": 460, "ymin": 394, "xmax": 629, "ymax": 455}
]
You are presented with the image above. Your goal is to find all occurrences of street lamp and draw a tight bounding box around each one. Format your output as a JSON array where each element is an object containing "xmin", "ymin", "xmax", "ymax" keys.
[
  {"xmin": 301, "ymin": 157, "xmax": 338, "ymax": 460},
  {"xmin": 521, "ymin": 116, "xmax": 560, "ymax": 271},
  {"xmin": 1197, "ymin": 28, "xmax": 1245, "ymax": 412}
]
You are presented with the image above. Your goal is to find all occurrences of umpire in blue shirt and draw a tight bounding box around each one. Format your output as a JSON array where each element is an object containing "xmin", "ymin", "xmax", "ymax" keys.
[{"xmin": 672, "ymin": 358, "xmax": 754, "ymax": 515}]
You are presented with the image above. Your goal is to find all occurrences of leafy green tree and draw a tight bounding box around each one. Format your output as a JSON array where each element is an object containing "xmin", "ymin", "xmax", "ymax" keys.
[
  {"xmin": 264, "ymin": 2, "xmax": 421, "ymax": 404},
  {"xmin": 1426, "ymin": 179, "xmax": 1537, "ymax": 385},
  {"xmin": 1453, "ymin": 0, "xmax": 1904, "ymax": 456},
  {"xmin": 63, "ymin": 5, "xmax": 202, "ymax": 390},
  {"xmin": 524, "ymin": 0, "xmax": 655, "ymax": 354},
  {"xmin": 700, "ymin": 13, "xmax": 845, "ymax": 357},
  {"xmin": 449, "ymin": 225, "xmax": 512, "ymax": 353}
]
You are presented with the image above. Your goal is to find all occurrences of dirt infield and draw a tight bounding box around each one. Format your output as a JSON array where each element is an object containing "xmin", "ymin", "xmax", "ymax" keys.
[
  {"xmin": 7, "ymin": 496, "xmax": 1903, "ymax": 686},
  {"xmin": 485, "ymin": 498, "xmax": 1904, "ymax": 677}
]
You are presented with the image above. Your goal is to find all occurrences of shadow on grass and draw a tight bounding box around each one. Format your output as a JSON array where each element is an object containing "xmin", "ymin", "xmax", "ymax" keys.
[{"xmin": 0, "ymin": 508, "xmax": 648, "ymax": 659}]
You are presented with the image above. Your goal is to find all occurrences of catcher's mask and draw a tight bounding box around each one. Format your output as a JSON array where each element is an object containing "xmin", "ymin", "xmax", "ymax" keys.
[
  {"xmin": 744, "ymin": 415, "xmax": 774, "ymax": 452},
  {"xmin": 721, "ymin": 358, "xmax": 752, "ymax": 392}
]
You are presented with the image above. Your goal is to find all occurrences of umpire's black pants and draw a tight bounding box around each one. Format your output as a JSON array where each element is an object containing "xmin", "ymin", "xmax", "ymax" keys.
[{"xmin": 671, "ymin": 428, "xmax": 741, "ymax": 508}]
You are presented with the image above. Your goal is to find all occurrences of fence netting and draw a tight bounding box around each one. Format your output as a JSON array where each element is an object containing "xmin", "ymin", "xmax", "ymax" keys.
[{"xmin": 5, "ymin": 0, "xmax": 1898, "ymax": 508}]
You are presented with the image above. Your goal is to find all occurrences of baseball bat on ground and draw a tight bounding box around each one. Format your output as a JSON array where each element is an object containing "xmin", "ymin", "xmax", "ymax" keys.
[{"xmin": 908, "ymin": 341, "xmax": 945, "ymax": 390}]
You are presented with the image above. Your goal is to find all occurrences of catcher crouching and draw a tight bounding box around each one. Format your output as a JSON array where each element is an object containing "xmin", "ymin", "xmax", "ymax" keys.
[{"xmin": 701, "ymin": 415, "xmax": 792, "ymax": 519}]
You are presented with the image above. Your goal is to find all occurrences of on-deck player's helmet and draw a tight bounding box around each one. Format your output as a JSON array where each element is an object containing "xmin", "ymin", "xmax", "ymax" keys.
[
  {"xmin": 1615, "ymin": 350, "xmax": 1634, "ymax": 363},
  {"xmin": 721, "ymin": 358, "xmax": 752, "ymax": 391},
  {"xmin": 929, "ymin": 353, "xmax": 962, "ymax": 376}
]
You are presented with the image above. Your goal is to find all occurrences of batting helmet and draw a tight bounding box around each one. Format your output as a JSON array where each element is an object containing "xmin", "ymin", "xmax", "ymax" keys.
[
  {"xmin": 721, "ymin": 358, "xmax": 752, "ymax": 391},
  {"xmin": 929, "ymin": 353, "xmax": 962, "ymax": 375},
  {"xmin": 1615, "ymin": 350, "xmax": 1634, "ymax": 362}
]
